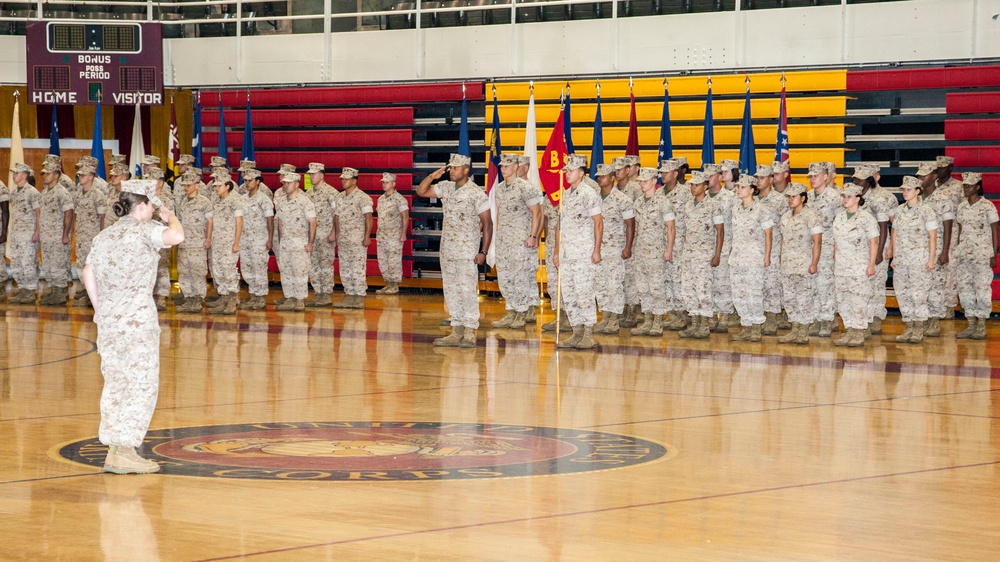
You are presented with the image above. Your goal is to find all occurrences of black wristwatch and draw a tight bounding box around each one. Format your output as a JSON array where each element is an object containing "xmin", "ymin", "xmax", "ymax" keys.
[{"xmin": 478, "ymin": 251, "xmax": 487, "ymax": 256}]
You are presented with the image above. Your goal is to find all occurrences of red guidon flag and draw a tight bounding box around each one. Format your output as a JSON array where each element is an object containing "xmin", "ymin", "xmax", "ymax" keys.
[{"xmin": 539, "ymin": 108, "xmax": 569, "ymax": 206}]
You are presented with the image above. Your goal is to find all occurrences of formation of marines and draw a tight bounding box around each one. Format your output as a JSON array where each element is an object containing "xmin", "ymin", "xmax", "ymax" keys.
[{"xmin": 2, "ymin": 151, "xmax": 995, "ymax": 347}]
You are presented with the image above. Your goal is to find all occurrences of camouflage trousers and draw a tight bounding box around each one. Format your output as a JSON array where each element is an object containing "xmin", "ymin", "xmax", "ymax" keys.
[
  {"xmin": 869, "ymin": 259, "xmax": 889, "ymax": 321},
  {"xmin": 594, "ymin": 247, "xmax": 625, "ymax": 314},
  {"xmin": 813, "ymin": 242, "xmax": 837, "ymax": 322},
  {"xmin": 956, "ymin": 257, "xmax": 993, "ymax": 319},
  {"xmin": 927, "ymin": 263, "xmax": 949, "ymax": 319},
  {"xmin": 10, "ymin": 238, "xmax": 39, "ymax": 290},
  {"xmin": 763, "ymin": 244, "xmax": 783, "ymax": 313},
  {"xmin": 338, "ymin": 243, "xmax": 368, "ymax": 296},
  {"xmin": 711, "ymin": 255, "xmax": 735, "ymax": 315},
  {"xmin": 730, "ymin": 265, "xmax": 766, "ymax": 326},
  {"xmin": 681, "ymin": 252, "xmax": 714, "ymax": 317},
  {"xmin": 781, "ymin": 273, "xmax": 816, "ymax": 325},
  {"xmin": 441, "ymin": 256, "xmax": 480, "ymax": 329},
  {"xmin": 634, "ymin": 256, "xmax": 668, "ymax": 315},
  {"xmin": 41, "ymin": 238, "xmax": 71, "ymax": 287},
  {"xmin": 376, "ymin": 235, "xmax": 403, "ymax": 284},
  {"xmin": 154, "ymin": 249, "xmax": 171, "ymax": 297},
  {"xmin": 835, "ymin": 274, "xmax": 873, "ymax": 329},
  {"xmin": 665, "ymin": 246, "xmax": 683, "ymax": 311},
  {"xmin": 277, "ymin": 240, "xmax": 310, "ymax": 299},
  {"xmin": 97, "ymin": 321, "xmax": 160, "ymax": 448},
  {"xmin": 944, "ymin": 259, "xmax": 959, "ymax": 309},
  {"xmin": 544, "ymin": 231, "xmax": 560, "ymax": 311},
  {"xmin": 211, "ymin": 245, "xmax": 241, "ymax": 295},
  {"xmin": 893, "ymin": 261, "xmax": 931, "ymax": 322},
  {"xmin": 178, "ymin": 246, "xmax": 208, "ymax": 298},
  {"xmin": 309, "ymin": 238, "xmax": 336, "ymax": 294},
  {"xmin": 560, "ymin": 257, "xmax": 597, "ymax": 327},
  {"xmin": 240, "ymin": 239, "xmax": 270, "ymax": 297},
  {"xmin": 624, "ymin": 258, "xmax": 639, "ymax": 306},
  {"xmin": 76, "ymin": 234, "xmax": 97, "ymax": 273},
  {"xmin": 496, "ymin": 243, "xmax": 538, "ymax": 312}
]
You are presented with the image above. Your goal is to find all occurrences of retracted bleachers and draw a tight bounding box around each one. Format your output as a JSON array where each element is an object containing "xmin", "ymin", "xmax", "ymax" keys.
[{"xmin": 199, "ymin": 82, "xmax": 485, "ymax": 288}]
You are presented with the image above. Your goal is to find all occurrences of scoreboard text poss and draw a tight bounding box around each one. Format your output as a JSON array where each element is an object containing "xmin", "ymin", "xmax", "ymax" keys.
[{"xmin": 26, "ymin": 21, "xmax": 164, "ymax": 106}]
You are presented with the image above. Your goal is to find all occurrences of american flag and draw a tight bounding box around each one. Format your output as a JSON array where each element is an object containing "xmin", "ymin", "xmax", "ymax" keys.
[{"xmin": 774, "ymin": 81, "xmax": 789, "ymax": 164}]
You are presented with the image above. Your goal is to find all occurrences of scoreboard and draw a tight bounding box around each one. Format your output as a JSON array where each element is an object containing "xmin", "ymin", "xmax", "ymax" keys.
[{"xmin": 25, "ymin": 21, "xmax": 164, "ymax": 106}]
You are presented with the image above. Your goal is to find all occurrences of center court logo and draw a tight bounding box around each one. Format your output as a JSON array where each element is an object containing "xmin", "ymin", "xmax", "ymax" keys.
[{"xmin": 58, "ymin": 421, "xmax": 673, "ymax": 481}]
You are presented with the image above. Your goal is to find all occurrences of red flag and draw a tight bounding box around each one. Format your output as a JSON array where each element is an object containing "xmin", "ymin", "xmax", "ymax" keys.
[
  {"xmin": 625, "ymin": 90, "xmax": 639, "ymax": 157},
  {"xmin": 539, "ymin": 108, "xmax": 569, "ymax": 206}
]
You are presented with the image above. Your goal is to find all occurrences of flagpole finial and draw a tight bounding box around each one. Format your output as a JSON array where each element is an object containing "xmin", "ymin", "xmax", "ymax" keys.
[
  {"xmin": 13, "ymin": 90, "xmax": 19, "ymax": 99},
  {"xmin": 596, "ymin": 80, "xmax": 601, "ymax": 96},
  {"xmin": 745, "ymin": 74, "xmax": 751, "ymax": 92},
  {"xmin": 781, "ymin": 72, "xmax": 787, "ymax": 86},
  {"xmin": 529, "ymin": 80, "xmax": 534, "ymax": 94},
  {"xmin": 462, "ymin": 82, "xmax": 466, "ymax": 99},
  {"xmin": 707, "ymin": 76, "xmax": 712, "ymax": 87},
  {"xmin": 492, "ymin": 83, "xmax": 497, "ymax": 100},
  {"xmin": 663, "ymin": 77, "xmax": 668, "ymax": 89},
  {"xmin": 629, "ymin": 77, "xmax": 633, "ymax": 94}
]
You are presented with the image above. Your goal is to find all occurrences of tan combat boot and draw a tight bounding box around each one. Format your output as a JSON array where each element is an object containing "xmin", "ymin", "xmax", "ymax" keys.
[
  {"xmin": 176, "ymin": 297, "xmax": 204, "ymax": 313},
  {"xmin": 459, "ymin": 328, "xmax": 477, "ymax": 348},
  {"xmin": 434, "ymin": 326, "xmax": 465, "ymax": 347},
  {"xmin": 600, "ymin": 312, "xmax": 620, "ymax": 334},
  {"xmin": 925, "ymin": 317, "xmax": 940, "ymax": 337},
  {"xmin": 524, "ymin": 307, "xmax": 537, "ymax": 324},
  {"xmin": 574, "ymin": 325, "xmax": 596, "ymax": 349},
  {"xmin": 692, "ymin": 316, "xmax": 711, "ymax": 339},
  {"xmin": 275, "ymin": 296, "xmax": 298, "ymax": 311},
  {"xmin": 492, "ymin": 311, "xmax": 517, "ymax": 328},
  {"xmin": 349, "ymin": 294, "xmax": 366, "ymax": 309},
  {"xmin": 906, "ymin": 320, "xmax": 925, "ymax": 343},
  {"xmin": 557, "ymin": 325, "xmax": 583, "ymax": 348},
  {"xmin": 679, "ymin": 316, "xmax": 699, "ymax": 338},
  {"xmin": 104, "ymin": 445, "xmax": 161, "ymax": 475},
  {"xmin": 207, "ymin": 294, "xmax": 228, "ymax": 312},
  {"xmin": 75, "ymin": 292, "xmax": 94, "ymax": 308},
  {"xmin": 748, "ymin": 324, "xmax": 763, "ymax": 342},
  {"xmin": 971, "ymin": 317, "xmax": 987, "ymax": 340},
  {"xmin": 777, "ymin": 312, "xmax": 792, "ymax": 330},
  {"xmin": 794, "ymin": 323, "xmax": 810, "ymax": 345},
  {"xmin": 896, "ymin": 322, "xmax": 914, "ymax": 343},
  {"xmin": 778, "ymin": 323, "xmax": 799, "ymax": 344},
  {"xmin": 631, "ymin": 312, "xmax": 653, "ymax": 336},
  {"xmin": 846, "ymin": 328, "xmax": 866, "ymax": 347},
  {"xmin": 619, "ymin": 305, "xmax": 637, "ymax": 328},
  {"xmin": 834, "ymin": 327, "xmax": 851, "ymax": 347},
  {"xmin": 955, "ymin": 318, "xmax": 976, "ymax": 339},
  {"xmin": 219, "ymin": 295, "xmax": 238, "ymax": 315},
  {"xmin": 508, "ymin": 311, "xmax": 527, "ymax": 329},
  {"xmin": 542, "ymin": 310, "xmax": 571, "ymax": 332},
  {"xmin": 761, "ymin": 312, "xmax": 778, "ymax": 336},
  {"xmin": 647, "ymin": 314, "xmax": 663, "ymax": 336},
  {"xmin": 870, "ymin": 316, "xmax": 883, "ymax": 335},
  {"xmin": 593, "ymin": 312, "xmax": 610, "ymax": 333},
  {"xmin": 818, "ymin": 320, "xmax": 833, "ymax": 338},
  {"xmin": 333, "ymin": 294, "xmax": 353, "ymax": 308},
  {"xmin": 732, "ymin": 324, "xmax": 752, "ymax": 341}
]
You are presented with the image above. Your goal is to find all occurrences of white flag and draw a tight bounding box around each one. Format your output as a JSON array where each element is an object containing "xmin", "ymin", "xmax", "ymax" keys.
[
  {"xmin": 525, "ymin": 91, "xmax": 540, "ymax": 190},
  {"xmin": 128, "ymin": 103, "xmax": 145, "ymax": 179}
]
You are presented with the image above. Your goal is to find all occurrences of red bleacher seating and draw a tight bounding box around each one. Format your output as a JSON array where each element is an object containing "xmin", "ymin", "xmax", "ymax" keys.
[
  {"xmin": 848, "ymin": 65, "xmax": 1000, "ymax": 91},
  {"xmin": 207, "ymin": 151, "xmax": 414, "ymax": 170},
  {"xmin": 203, "ymin": 130, "xmax": 414, "ymax": 149},
  {"xmin": 944, "ymin": 119, "xmax": 1000, "ymax": 141},
  {"xmin": 201, "ymin": 107, "xmax": 414, "ymax": 128},
  {"xmin": 201, "ymin": 83, "xmax": 482, "ymax": 107},
  {"xmin": 946, "ymin": 92, "xmax": 1000, "ymax": 115},
  {"xmin": 947, "ymin": 147, "xmax": 1000, "ymax": 168}
]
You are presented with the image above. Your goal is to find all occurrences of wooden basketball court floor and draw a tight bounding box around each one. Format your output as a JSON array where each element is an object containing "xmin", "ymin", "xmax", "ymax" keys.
[{"xmin": 1, "ymin": 290, "xmax": 999, "ymax": 561}]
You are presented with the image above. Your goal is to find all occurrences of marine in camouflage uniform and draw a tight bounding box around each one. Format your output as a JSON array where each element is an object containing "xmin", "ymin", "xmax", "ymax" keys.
[
  {"xmin": 75, "ymin": 156, "xmax": 108, "ymax": 198},
  {"xmin": 72, "ymin": 165, "xmax": 107, "ymax": 308},
  {"xmin": 240, "ymin": 169, "xmax": 275, "ymax": 310},
  {"xmin": 913, "ymin": 162, "xmax": 954, "ymax": 339},
  {"xmin": 705, "ymin": 163, "xmax": 737, "ymax": 331},
  {"xmin": 729, "ymin": 175, "xmax": 773, "ymax": 341},
  {"xmin": 614, "ymin": 157, "xmax": 642, "ymax": 327},
  {"xmin": 7, "ymin": 164, "xmax": 41, "ymax": 303},
  {"xmin": 759, "ymin": 162, "xmax": 791, "ymax": 333},
  {"xmin": 42, "ymin": 154, "xmax": 78, "ymax": 198},
  {"xmin": 832, "ymin": 183, "xmax": 880, "ymax": 346},
  {"xmin": 935, "ymin": 155, "xmax": 965, "ymax": 314},
  {"xmin": 104, "ymin": 163, "xmax": 130, "ymax": 229},
  {"xmin": 857, "ymin": 166, "xmax": 895, "ymax": 334},
  {"xmin": 777, "ymin": 182, "xmax": 823, "ymax": 344},
  {"xmin": 37, "ymin": 163, "xmax": 75, "ymax": 305},
  {"xmin": 678, "ymin": 171, "xmax": 724, "ymax": 339},
  {"xmin": 630, "ymin": 168, "xmax": 675, "ymax": 336},
  {"xmin": 333, "ymin": 167, "xmax": 374, "ymax": 309},
  {"xmin": 0, "ymin": 179, "xmax": 9, "ymax": 301},
  {"xmin": 890, "ymin": 176, "xmax": 939, "ymax": 343},
  {"xmin": 305, "ymin": 163, "xmax": 338, "ymax": 307},
  {"xmin": 552, "ymin": 154, "xmax": 604, "ymax": 349},
  {"xmin": 492, "ymin": 154, "xmax": 543, "ymax": 328},
  {"xmin": 274, "ymin": 173, "xmax": 317, "ymax": 311},
  {"xmin": 953, "ymin": 173, "xmax": 998, "ymax": 339},
  {"xmin": 175, "ymin": 172, "xmax": 214, "ymax": 312},
  {"xmin": 660, "ymin": 159, "xmax": 691, "ymax": 329},
  {"xmin": 805, "ymin": 162, "xmax": 843, "ymax": 337},
  {"xmin": 207, "ymin": 179, "xmax": 244, "ymax": 315},
  {"xmin": 83, "ymin": 179, "xmax": 183, "ymax": 474},
  {"xmin": 147, "ymin": 169, "xmax": 175, "ymax": 311},
  {"xmin": 417, "ymin": 154, "xmax": 492, "ymax": 348},
  {"xmin": 375, "ymin": 172, "xmax": 409, "ymax": 295},
  {"xmin": 270, "ymin": 163, "xmax": 297, "ymax": 265},
  {"xmin": 593, "ymin": 164, "xmax": 635, "ymax": 334}
]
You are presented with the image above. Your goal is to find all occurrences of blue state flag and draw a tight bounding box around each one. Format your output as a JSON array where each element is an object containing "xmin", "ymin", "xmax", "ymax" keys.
[
  {"xmin": 701, "ymin": 83, "xmax": 715, "ymax": 166},
  {"xmin": 657, "ymin": 88, "xmax": 672, "ymax": 162},
  {"xmin": 241, "ymin": 95, "xmax": 255, "ymax": 161},
  {"xmin": 193, "ymin": 94, "xmax": 203, "ymax": 168},
  {"xmin": 738, "ymin": 88, "xmax": 757, "ymax": 175},
  {"xmin": 589, "ymin": 94, "xmax": 604, "ymax": 179},
  {"xmin": 49, "ymin": 104, "xmax": 60, "ymax": 156},
  {"xmin": 564, "ymin": 88, "xmax": 575, "ymax": 154},
  {"xmin": 90, "ymin": 101, "xmax": 106, "ymax": 180}
]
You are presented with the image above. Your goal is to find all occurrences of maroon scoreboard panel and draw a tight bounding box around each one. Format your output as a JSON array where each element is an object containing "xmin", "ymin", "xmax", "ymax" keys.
[{"xmin": 25, "ymin": 21, "xmax": 164, "ymax": 106}]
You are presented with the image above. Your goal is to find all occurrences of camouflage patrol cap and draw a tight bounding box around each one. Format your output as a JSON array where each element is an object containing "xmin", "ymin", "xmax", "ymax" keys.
[
  {"xmin": 842, "ymin": 183, "xmax": 864, "ymax": 197},
  {"xmin": 936, "ymin": 155, "xmax": 955, "ymax": 168},
  {"xmin": 42, "ymin": 162, "xmax": 61, "ymax": 174},
  {"xmin": 595, "ymin": 164, "xmax": 614, "ymax": 177},
  {"xmin": 784, "ymin": 182, "xmax": 807, "ymax": 196},
  {"xmin": 702, "ymin": 163, "xmax": 722, "ymax": 175},
  {"xmin": 145, "ymin": 167, "xmax": 165, "ymax": 180},
  {"xmin": 77, "ymin": 164, "xmax": 96, "ymax": 176},
  {"xmin": 238, "ymin": 159, "xmax": 257, "ymax": 172},
  {"xmin": 562, "ymin": 154, "xmax": 587, "ymax": 172},
  {"xmin": 11, "ymin": 162, "xmax": 33, "ymax": 175},
  {"xmin": 916, "ymin": 162, "xmax": 937, "ymax": 177},
  {"xmin": 755, "ymin": 165, "xmax": 773, "ymax": 177},
  {"xmin": 381, "ymin": 172, "xmax": 396, "ymax": 183},
  {"xmin": 689, "ymin": 171, "xmax": 709, "ymax": 184},
  {"xmin": 807, "ymin": 163, "xmax": 827, "ymax": 177},
  {"xmin": 675, "ymin": 157, "xmax": 689, "ymax": 168},
  {"xmin": 142, "ymin": 155, "xmax": 160, "ymax": 166},
  {"xmin": 77, "ymin": 155, "xmax": 98, "ymax": 168},
  {"xmin": 279, "ymin": 164, "xmax": 296, "ymax": 173},
  {"xmin": 178, "ymin": 154, "xmax": 195, "ymax": 165},
  {"xmin": 637, "ymin": 167, "xmax": 659, "ymax": 182},
  {"xmin": 44, "ymin": 154, "xmax": 61, "ymax": 165},
  {"xmin": 852, "ymin": 167, "xmax": 874, "ymax": 181},
  {"xmin": 612, "ymin": 157, "xmax": 628, "ymax": 171},
  {"xmin": 180, "ymin": 171, "xmax": 201, "ymax": 185},
  {"xmin": 658, "ymin": 159, "xmax": 680, "ymax": 173},
  {"xmin": 308, "ymin": 162, "xmax": 325, "ymax": 174},
  {"xmin": 961, "ymin": 172, "xmax": 983, "ymax": 185},
  {"xmin": 448, "ymin": 154, "xmax": 471, "ymax": 168},
  {"xmin": 340, "ymin": 167, "xmax": 359, "ymax": 179},
  {"xmin": 518, "ymin": 155, "xmax": 531, "ymax": 166},
  {"xmin": 771, "ymin": 161, "xmax": 790, "ymax": 173},
  {"xmin": 720, "ymin": 159, "xmax": 739, "ymax": 171},
  {"xmin": 824, "ymin": 162, "xmax": 837, "ymax": 175},
  {"xmin": 499, "ymin": 154, "xmax": 519, "ymax": 166},
  {"xmin": 900, "ymin": 176, "xmax": 921, "ymax": 190},
  {"xmin": 736, "ymin": 175, "xmax": 757, "ymax": 188},
  {"xmin": 211, "ymin": 169, "xmax": 231, "ymax": 182},
  {"xmin": 121, "ymin": 179, "xmax": 162, "ymax": 207},
  {"xmin": 187, "ymin": 167, "xmax": 203, "ymax": 176},
  {"xmin": 282, "ymin": 173, "xmax": 301, "ymax": 183},
  {"xmin": 243, "ymin": 169, "xmax": 262, "ymax": 181},
  {"xmin": 110, "ymin": 162, "xmax": 130, "ymax": 177},
  {"xmin": 109, "ymin": 154, "xmax": 126, "ymax": 165},
  {"xmin": 210, "ymin": 156, "xmax": 227, "ymax": 168},
  {"xmin": 625, "ymin": 155, "xmax": 641, "ymax": 167}
]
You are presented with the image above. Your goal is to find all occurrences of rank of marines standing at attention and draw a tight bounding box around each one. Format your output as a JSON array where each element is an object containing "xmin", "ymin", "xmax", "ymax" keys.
[
  {"xmin": 593, "ymin": 163, "xmax": 635, "ymax": 334},
  {"xmin": 332, "ymin": 167, "xmax": 373, "ymax": 309},
  {"xmin": 305, "ymin": 162, "xmax": 339, "ymax": 308},
  {"xmin": 374, "ymin": 172, "xmax": 410, "ymax": 295}
]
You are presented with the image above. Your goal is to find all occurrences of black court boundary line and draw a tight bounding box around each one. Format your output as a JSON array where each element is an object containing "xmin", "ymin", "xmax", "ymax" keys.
[
  {"xmin": 0, "ymin": 328, "xmax": 97, "ymax": 371},
  {"xmin": 0, "ymin": 471, "xmax": 103, "ymax": 486},
  {"xmin": 193, "ymin": 459, "xmax": 1000, "ymax": 561}
]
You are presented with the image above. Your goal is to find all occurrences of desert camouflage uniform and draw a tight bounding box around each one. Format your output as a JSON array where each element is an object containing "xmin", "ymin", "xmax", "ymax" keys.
[
  {"xmin": 104, "ymin": 186, "xmax": 123, "ymax": 228},
  {"xmin": 892, "ymin": 200, "xmax": 938, "ymax": 323},
  {"xmin": 758, "ymin": 189, "xmax": 788, "ymax": 314},
  {"xmin": 595, "ymin": 188, "xmax": 634, "ymax": 314},
  {"xmin": 832, "ymin": 210, "xmax": 879, "ymax": 329},
  {"xmin": 152, "ymin": 197, "xmax": 175, "ymax": 298},
  {"xmin": 211, "ymin": 193, "xmax": 245, "ymax": 296},
  {"xmin": 272, "ymin": 186, "xmax": 286, "ymax": 260},
  {"xmin": 436, "ymin": 180, "xmax": 490, "ymax": 329},
  {"xmin": 543, "ymin": 197, "xmax": 560, "ymax": 311},
  {"xmin": 938, "ymin": 177, "xmax": 964, "ymax": 309},
  {"xmin": 241, "ymin": 189, "xmax": 275, "ymax": 297},
  {"xmin": 494, "ymin": 177, "xmax": 542, "ymax": 313},
  {"xmin": 922, "ymin": 189, "xmax": 955, "ymax": 319},
  {"xmin": 558, "ymin": 182, "xmax": 603, "ymax": 327},
  {"xmin": 663, "ymin": 185, "xmax": 692, "ymax": 312},
  {"xmin": 86, "ymin": 215, "xmax": 168, "ymax": 447},
  {"xmin": 10, "ymin": 184, "xmax": 42, "ymax": 290},
  {"xmin": 307, "ymin": 181, "xmax": 338, "ymax": 294},
  {"xmin": 177, "ymin": 193, "xmax": 213, "ymax": 299},
  {"xmin": 74, "ymin": 185, "xmax": 107, "ymax": 271},
  {"xmin": 621, "ymin": 179, "xmax": 642, "ymax": 308},
  {"xmin": 632, "ymin": 191, "xmax": 674, "ymax": 316},
  {"xmin": 954, "ymin": 198, "xmax": 999, "ymax": 319},
  {"xmin": 682, "ymin": 196, "xmax": 724, "ymax": 317},
  {"xmin": 708, "ymin": 188, "xmax": 737, "ymax": 317},
  {"xmin": 336, "ymin": 188, "xmax": 374, "ymax": 297},
  {"xmin": 276, "ymin": 192, "xmax": 316, "ymax": 300},
  {"xmin": 376, "ymin": 190, "xmax": 409, "ymax": 284},
  {"xmin": 779, "ymin": 207, "xmax": 823, "ymax": 325},
  {"xmin": 729, "ymin": 200, "xmax": 774, "ymax": 326},
  {"xmin": 806, "ymin": 185, "xmax": 843, "ymax": 322},
  {"xmin": 39, "ymin": 183, "xmax": 75, "ymax": 289},
  {"xmin": 861, "ymin": 186, "xmax": 896, "ymax": 322}
]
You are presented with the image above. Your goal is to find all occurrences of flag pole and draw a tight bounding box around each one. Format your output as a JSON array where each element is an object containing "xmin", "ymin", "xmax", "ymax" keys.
[{"xmin": 554, "ymin": 168, "xmax": 564, "ymax": 344}]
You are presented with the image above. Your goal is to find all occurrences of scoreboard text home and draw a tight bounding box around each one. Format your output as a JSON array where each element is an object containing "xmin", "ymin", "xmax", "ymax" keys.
[{"xmin": 25, "ymin": 21, "xmax": 164, "ymax": 106}]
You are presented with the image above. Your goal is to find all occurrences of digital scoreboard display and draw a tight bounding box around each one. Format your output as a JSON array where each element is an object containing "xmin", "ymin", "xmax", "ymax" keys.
[{"xmin": 26, "ymin": 21, "xmax": 164, "ymax": 106}]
